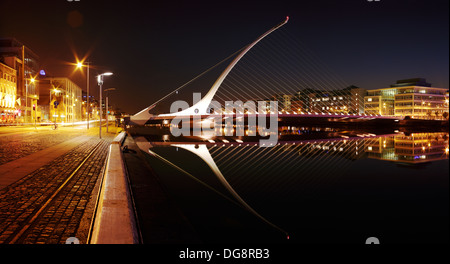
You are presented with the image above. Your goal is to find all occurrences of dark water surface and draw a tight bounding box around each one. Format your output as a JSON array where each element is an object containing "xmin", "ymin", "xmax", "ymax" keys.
[{"xmin": 133, "ymin": 130, "xmax": 448, "ymax": 244}]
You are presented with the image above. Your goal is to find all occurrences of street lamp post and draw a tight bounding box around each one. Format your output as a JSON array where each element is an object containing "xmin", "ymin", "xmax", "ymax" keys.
[
  {"xmin": 25, "ymin": 78, "xmax": 28, "ymax": 124},
  {"xmin": 30, "ymin": 78, "xmax": 36, "ymax": 128},
  {"xmin": 104, "ymin": 88, "xmax": 116, "ymax": 133},
  {"xmin": 77, "ymin": 61, "xmax": 90, "ymax": 129},
  {"xmin": 23, "ymin": 77, "xmax": 37, "ymax": 126},
  {"xmin": 97, "ymin": 72, "xmax": 113, "ymax": 139},
  {"xmin": 51, "ymin": 87, "xmax": 60, "ymax": 124}
]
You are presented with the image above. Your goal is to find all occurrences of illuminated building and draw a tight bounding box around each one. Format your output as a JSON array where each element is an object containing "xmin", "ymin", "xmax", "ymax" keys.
[
  {"xmin": 364, "ymin": 78, "xmax": 449, "ymax": 119},
  {"xmin": 38, "ymin": 77, "xmax": 82, "ymax": 123},
  {"xmin": 0, "ymin": 38, "xmax": 40, "ymax": 123},
  {"xmin": 292, "ymin": 86, "xmax": 364, "ymax": 114},
  {"xmin": 272, "ymin": 94, "xmax": 293, "ymax": 112},
  {"xmin": 0, "ymin": 62, "xmax": 17, "ymax": 123}
]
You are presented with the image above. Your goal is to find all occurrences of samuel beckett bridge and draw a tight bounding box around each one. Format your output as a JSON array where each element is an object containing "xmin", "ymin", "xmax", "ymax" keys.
[
  {"xmin": 128, "ymin": 16, "xmax": 398, "ymax": 127},
  {"xmin": 121, "ymin": 17, "xmax": 447, "ymax": 242}
]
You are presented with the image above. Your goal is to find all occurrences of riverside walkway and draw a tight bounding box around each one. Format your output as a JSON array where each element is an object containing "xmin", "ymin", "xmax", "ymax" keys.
[{"xmin": 0, "ymin": 124, "xmax": 120, "ymax": 244}]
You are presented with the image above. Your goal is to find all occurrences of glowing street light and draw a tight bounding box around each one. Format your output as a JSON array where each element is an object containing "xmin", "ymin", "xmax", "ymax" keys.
[{"xmin": 76, "ymin": 61, "xmax": 91, "ymax": 129}]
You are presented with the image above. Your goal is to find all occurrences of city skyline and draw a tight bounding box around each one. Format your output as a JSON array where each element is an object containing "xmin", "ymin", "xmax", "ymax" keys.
[
  {"xmin": 0, "ymin": 0, "xmax": 448, "ymax": 115},
  {"xmin": 0, "ymin": 0, "xmax": 448, "ymax": 252}
]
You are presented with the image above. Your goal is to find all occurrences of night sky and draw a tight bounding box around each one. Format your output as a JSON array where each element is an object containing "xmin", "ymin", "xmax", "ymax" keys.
[{"xmin": 0, "ymin": 0, "xmax": 448, "ymax": 115}]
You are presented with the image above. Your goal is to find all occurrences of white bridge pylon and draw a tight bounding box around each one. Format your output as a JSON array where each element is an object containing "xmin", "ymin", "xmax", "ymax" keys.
[{"xmin": 130, "ymin": 17, "xmax": 289, "ymax": 125}]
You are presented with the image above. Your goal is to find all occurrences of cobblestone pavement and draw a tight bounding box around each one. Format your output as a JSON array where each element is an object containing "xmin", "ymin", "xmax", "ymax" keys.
[
  {"xmin": 0, "ymin": 126, "xmax": 118, "ymax": 244},
  {"xmin": 0, "ymin": 127, "xmax": 89, "ymax": 166}
]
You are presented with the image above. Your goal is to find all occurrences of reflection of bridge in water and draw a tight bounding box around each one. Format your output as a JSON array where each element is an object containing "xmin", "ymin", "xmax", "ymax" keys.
[
  {"xmin": 138, "ymin": 132, "xmax": 449, "ymax": 167},
  {"xmin": 133, "ymin": 131, "xmax": 448, "ymax": 238},
  {"xmin": 136, "ymin": 132, "xmax": 449, "ymax": 197}
]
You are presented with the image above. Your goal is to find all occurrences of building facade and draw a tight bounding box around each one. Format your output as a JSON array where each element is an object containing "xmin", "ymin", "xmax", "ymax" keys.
[
  {"xmin": 365, "ymin": 79, "xmax": 449, "ymax": 119},
  {"xmin": 291, "ymin": 86, "xmax": 364, "ymax": 114},
  {"xmin": 364, "ymin": 88, "xmax": 396, "ymax": 116},
  {"xmin": 0, "ymin": 38, "xmax": 40, "ymax": 123},
  {"xmin": 273, "ymin": 94, "xmax": 293, "ymax": 112},
  {"xmin": 38, "ymin": 77, "xmax": 83, "ymax": 123},
  {"xmin": 0, "ymin": 62, "xmax": 17, "ymax": 123}
]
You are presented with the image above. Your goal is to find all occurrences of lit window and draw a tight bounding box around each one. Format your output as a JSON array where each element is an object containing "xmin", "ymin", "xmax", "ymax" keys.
[{"xmin": 368, "ymin": 98, "xmax": 372, "ymax": 102}]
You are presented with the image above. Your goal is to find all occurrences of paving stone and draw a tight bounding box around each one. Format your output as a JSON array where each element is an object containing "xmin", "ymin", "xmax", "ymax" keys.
[{"xmin": 0, "ymin": 128, "xmax": 116, "ymax": 244}]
